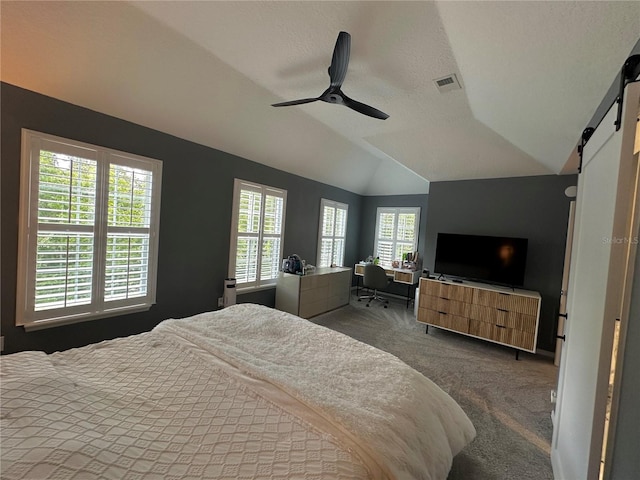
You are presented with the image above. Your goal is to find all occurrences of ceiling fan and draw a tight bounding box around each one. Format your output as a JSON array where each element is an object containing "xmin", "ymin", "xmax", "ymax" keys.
[{"xmin": 272, "ymin": 31, "xmax": 389, "ymax": 120}]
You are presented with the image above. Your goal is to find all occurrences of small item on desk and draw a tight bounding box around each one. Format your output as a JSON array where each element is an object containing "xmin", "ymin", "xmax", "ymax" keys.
[
  {"xmin": 283, "ymin": 254, "xmax": 303, "ymax": 274},
  {"xmin": 392, "ymin": 260, "xmax": 400, "ymax": 268}
]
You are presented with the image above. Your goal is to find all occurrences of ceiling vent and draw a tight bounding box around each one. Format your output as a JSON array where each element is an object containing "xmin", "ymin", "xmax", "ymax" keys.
[{"xmin": 434, "ymin": 74, "xmax": 462, "ymax": 93}]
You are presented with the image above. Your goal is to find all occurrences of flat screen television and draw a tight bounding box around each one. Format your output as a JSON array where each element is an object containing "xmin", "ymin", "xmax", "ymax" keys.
[{"xmin": 434, "ymin": 233, "xmax": 528, "ymax": 286}]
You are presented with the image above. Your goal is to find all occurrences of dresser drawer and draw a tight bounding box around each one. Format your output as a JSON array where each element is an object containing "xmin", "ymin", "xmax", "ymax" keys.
[
  {"xmin": 439, "ymin": 283, "xmax": 473, "ymax": 302},
  {"xmin": 418, "ymin": 308, "xmax": 469, "ymax": 334},
  {"xmin": 473, "ymin": 289, "xmax": 538, "ymax": 316}
]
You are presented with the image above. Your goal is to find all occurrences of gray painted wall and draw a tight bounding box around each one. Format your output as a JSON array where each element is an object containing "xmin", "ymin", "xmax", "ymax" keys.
[
  {"xmin": 358, "ymin": 194, "xmax": 429, "ymax": 297},
  {"xmin": 425, "ymin": 175, "xmax": 577, "ymax": 352},
  {"xmin": 0, "ymin": 82, "xmax": 362, "ymax": 353},
  {"xmin": 0, "ymin": 82, "xmax": 578, "ymax": 357}
]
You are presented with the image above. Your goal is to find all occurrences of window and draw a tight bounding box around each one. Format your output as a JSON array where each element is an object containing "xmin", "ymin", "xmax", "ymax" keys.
[
  {"xmin": 229, "ymin": 179, "xmax": 286, "ymax": 289},
  {"xmin": 317, "ymin": 199, "xmax": 348, "ymax": 267},
  {"xmin": 374, "ymin": 207, "xmax": 420, "ymax": 266},
  {"xmin": 16, "ymin": 130, "xmax": 162, "ymax": 330}
]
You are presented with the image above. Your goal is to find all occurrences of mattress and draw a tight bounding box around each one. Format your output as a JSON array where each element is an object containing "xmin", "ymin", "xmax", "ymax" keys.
[{"xmin": 1, "ymin": 304, "xmax": 475, "ymax": 479}]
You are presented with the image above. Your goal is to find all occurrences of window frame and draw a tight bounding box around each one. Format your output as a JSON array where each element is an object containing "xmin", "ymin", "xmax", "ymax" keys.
[
  {"xmin": 316, "ymin": 198, "xmax": 348, "ymax": 267},
  {"xmin": 373, "ymin": 207, "xmax": 421, "ymax": 267},
  {"xmin": 16, "ymin": 129, "xmax": 163, "ymax": 331},
  {"xmin": 228, "ymin": 178, "xmax": 287, "ymax": 291}
]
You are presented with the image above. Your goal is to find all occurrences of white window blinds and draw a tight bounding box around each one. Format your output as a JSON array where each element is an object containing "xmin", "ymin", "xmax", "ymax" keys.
[
  {"xmin": 34, "ymin": 149, "xmax": 97, "ymax": 311},
  {"xmin": 374, "ymin": 207, "xmax": 420, "ymax": 266},
  {"xmin": 230, "ymin": 179, "xmax": 286, "ymax": 288},
  {"xmin": 317, "ymin": 199, "xmax": 348, "ymax": 267},
  {"xmin": 16, "ymin": 130, "xmax": 162, "ymax": 330},
  {"xmin": 105, "ymin": 161, "xmax": 154, "ymax": 301}
]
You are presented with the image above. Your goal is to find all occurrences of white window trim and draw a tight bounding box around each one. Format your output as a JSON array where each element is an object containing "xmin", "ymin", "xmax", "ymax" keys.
[
  {"xmin": 373, "ymin": 207, "xmax": 421, "ymax": 267},
  {"xmin": 228, "ymin": 178, "xmax": 287, "ymax": 290},
  {"xmin": 317, "ymin": 198, "xmax": 348, "ymax": 267},
  {"xmin": 16, "ymin": 129, "xmax": 162, "ymax": 331}
]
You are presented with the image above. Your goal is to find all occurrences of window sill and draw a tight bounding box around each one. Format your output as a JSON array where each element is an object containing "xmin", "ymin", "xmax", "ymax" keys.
[
  {"xmin": 236, "ymin": 284, "xmax": 276, "ymax": 295},
  {"xmin": 21, "ymin": 304, "xmax": 152, "ymax": 332}
]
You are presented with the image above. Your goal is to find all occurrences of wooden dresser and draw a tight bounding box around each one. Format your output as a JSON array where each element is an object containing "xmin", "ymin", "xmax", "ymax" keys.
[{"xmin": 417, "ymin": 277, "xmax": 541, "ymax": 355}]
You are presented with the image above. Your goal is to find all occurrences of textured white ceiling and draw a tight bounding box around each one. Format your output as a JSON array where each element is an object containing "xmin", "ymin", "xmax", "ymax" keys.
[{"xmin": 1, "ymin": 1, "xmax": 639, "ymax": 195}]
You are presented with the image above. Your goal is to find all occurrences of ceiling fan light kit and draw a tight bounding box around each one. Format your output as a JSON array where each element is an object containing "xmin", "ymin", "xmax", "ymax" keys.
[{"xmin": 272, "ymin": 31, "xmax": 389, "ymax": 120}]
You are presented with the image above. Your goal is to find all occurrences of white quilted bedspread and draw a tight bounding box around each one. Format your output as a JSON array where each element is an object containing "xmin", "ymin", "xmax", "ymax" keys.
[{"xmin": 1, "ymin": 304, "xmax": 475, "ymax": 480}]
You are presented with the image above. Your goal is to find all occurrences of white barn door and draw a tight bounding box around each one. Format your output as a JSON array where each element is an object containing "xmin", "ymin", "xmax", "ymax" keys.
[{"xmin": 551, "ymin": 83, "xmax": 639, "ymax": 480}]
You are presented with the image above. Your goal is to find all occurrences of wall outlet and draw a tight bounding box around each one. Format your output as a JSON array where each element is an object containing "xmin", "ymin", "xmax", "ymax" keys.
[
  {"xmin": 218, "ymin": 297, "xmax": 224, "ymax": 308},
  {"xmin": 0, "ymin": 336, "xmax": 4, "ymax": 352}
]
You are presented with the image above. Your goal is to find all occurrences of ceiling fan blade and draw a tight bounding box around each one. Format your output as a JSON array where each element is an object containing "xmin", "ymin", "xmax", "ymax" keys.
[
  {"xmin": 271, "ymin": 98, "xmax": 319, "ymax": 107},
  {"xmin": 329, "ymin": 31, "xmax": 351, "ymax": 88},
  {"xmin": 342, "ymin": 94, "xmax": 389, "ymax": 120}
]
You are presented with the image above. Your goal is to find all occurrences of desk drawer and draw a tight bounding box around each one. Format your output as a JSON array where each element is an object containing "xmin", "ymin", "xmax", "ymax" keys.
[{"xmin": 394, "ymin": 271, "xmax": 416, "ymax": 284}]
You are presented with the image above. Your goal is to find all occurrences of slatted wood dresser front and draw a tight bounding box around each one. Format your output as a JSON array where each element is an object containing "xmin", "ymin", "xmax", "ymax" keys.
[{"xmin": 417, "ymin": 277, "xmax": 541, "ymax": 354}]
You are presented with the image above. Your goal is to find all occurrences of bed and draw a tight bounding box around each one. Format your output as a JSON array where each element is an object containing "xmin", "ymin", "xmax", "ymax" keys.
[{"xmin": 1, "ymin": 304, "xmax": 475, "ymax": 480}]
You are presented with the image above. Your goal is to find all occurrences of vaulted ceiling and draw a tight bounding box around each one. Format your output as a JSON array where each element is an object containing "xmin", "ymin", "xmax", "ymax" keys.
[{"xmin": 2, "ymin": 1, "xmax": 639, "ymax": 195}]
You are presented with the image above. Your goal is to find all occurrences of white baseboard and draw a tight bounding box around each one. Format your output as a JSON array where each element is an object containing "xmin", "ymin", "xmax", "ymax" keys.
[{"xmin": 551, "ymin": 448, "xmax": 565, "ymax": 480}]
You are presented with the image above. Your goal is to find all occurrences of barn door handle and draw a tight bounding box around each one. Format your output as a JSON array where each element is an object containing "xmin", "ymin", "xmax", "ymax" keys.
[
  {"xmin": 559, "ymin": 313, "xmax": 568, "ymax": 319},
  {"xmin": 557, "ymin": 335, "xmax": 566, "ymax": 341}
]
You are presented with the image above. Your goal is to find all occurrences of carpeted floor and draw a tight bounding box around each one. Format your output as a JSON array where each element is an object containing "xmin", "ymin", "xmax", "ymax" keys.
[{"xmin": 310, "ymin": 293, "xmax": 558, "ymax": 480}]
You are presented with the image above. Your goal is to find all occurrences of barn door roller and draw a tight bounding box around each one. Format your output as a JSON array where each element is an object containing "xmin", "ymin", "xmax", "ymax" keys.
[{"xmin": 614, "ymin": 54, "xmax": 640, "ymax": 131}]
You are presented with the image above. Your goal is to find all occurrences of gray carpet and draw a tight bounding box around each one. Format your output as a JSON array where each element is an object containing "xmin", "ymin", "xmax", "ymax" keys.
[{"xmin": 310, "ymin": 294, "xmax": 558, "ymax": 480}]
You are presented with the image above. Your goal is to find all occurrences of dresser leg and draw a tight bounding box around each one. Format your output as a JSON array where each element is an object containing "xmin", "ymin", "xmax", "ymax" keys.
[
  {"xmin": 425, "ymin": 325, "xmax": 429, "ymax": 334},
  {"xmin": 515, "ymin": 350, "xmax": 520, "ymax": 361}
]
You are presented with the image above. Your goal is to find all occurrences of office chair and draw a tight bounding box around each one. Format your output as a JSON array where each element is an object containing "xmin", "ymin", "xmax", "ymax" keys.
[{"xmin": 358, "ymin": 264, "xmax": 390, "ymax": 308}]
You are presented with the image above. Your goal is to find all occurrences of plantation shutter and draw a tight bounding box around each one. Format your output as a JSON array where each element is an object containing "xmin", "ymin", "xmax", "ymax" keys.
[
  {"xmin": 333, "ymin": 204, "xmax": 347, "ymax": 266},
  {"xmin": 261, "ymin": 190, "xmax": 284, "ymax": 281},
  {"xmin": 374, "ymin": 207, "xmax": 420, "ymax": 267},
  {"xmin": 395, "ymin": 212, "xmax": 418, "ymax": 261},
  {"xmin": 17, "ymin": 130, "xmax": 162, "ymax": 330},
  {"xmin": 317, "ymin": 199, "xmax": 348, "ymax": 267},
  {"xmin": 33, "ymin": 141, "xmax": 98, "ymax": 313},
  {"xmin": 230, "ymin": 180, "xmax": 286, "ymax": 288},
  {"xmin": 235, "ymin": 185, "xmax": 262, "ymax": 284},
  {"xmin": 104, "ymin": 159, "xmax": 155, "ymax": 302}
]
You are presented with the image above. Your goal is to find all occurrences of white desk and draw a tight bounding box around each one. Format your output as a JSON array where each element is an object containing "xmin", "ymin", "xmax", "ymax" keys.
[{"xmin": 354, "ymin": 263, "xmax": 421, "ymax": 307}]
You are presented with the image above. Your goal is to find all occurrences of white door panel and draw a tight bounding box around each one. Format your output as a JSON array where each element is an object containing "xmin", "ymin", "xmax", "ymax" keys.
[{"xmin": 551, "ymin": 83, "xmax": 639, "ymax": 480}]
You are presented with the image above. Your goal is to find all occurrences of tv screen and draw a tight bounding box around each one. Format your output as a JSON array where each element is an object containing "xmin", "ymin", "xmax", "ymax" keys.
[{"xmin": 434, "ymin": 233, "xmax": 528, "ymax": 286}]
